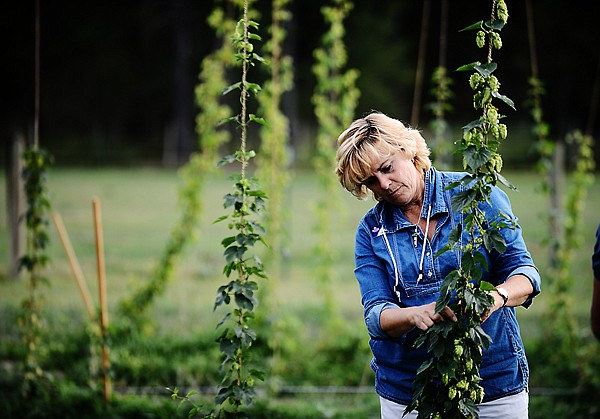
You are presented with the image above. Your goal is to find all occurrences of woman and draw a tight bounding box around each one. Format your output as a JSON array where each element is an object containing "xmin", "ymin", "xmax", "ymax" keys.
[{"xmin": 335, "ymin": 112, "xmax": 541, "ymax": 418}]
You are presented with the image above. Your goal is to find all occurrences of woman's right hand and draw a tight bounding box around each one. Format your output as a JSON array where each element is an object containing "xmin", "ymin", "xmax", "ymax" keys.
[{"xmin": 380, "ymin": 302, "xmax": 457, "ymax": 338}]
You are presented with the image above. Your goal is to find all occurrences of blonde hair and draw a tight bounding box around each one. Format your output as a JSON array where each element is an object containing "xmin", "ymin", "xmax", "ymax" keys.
[{"xmin": 335, "ymin": 112, "xmax": 431, "ymax": 199}]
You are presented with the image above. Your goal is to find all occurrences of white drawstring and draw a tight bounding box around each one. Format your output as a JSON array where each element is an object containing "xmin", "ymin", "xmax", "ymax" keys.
[
  {"xmin": 416, "ymin": 204, "xmax": 432, "ymax": 284},
  {"xmin": 382, "ymin": 228, "xmax": 402, "ymax": 302},
  {"xmin": 381, "ymin": 202, "xmax": 432, "ymax": 302}
]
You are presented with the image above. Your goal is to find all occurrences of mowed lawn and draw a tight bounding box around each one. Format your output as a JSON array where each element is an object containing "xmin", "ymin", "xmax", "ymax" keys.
[{"xmin": 0, "ymin": 167, "xmax": 598, "ymax": 342}]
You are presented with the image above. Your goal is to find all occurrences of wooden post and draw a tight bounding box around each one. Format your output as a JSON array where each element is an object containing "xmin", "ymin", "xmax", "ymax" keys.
[
  {"xmin": 7, "ymin": 135, "xmax": 26, "ymax": 278},
  {"xmin": 52, "ymin": 212, "xmax": 95, "ymax": 319},
  {"xmin": 93, "ymin": 198, "xmax": 111, "ymax": 403}
]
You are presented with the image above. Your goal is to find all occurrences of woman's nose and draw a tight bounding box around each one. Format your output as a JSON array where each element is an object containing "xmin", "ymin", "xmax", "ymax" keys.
[{"xmin": 378, "ymin": 176, "xmax": 391, "ymax": 190}]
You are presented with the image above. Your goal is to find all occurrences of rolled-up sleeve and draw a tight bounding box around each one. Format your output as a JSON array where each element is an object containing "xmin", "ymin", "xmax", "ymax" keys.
[
  {"xmin": 507, "ymin": 265, "xmax": 541, "ymax": 308},
  {"xmin": 365, "ymin": 302, "xmax": 400, "ymax": 338}
]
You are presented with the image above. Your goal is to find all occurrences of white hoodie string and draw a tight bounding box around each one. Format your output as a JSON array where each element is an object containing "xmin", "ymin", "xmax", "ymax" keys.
[
  {"xmin": 381, "ymin": 202, "xmax": 432, "ymax": 302},
  {"xmin": 381, "ymin": 229, "xmax": 402, "ymax": 302},
  {"xmin": 416, "ymin": 204, "xmax": 432, "ymax": 284}
]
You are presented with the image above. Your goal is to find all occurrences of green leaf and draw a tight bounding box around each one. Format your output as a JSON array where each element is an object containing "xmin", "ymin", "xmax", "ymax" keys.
[
  {"xmin": 250, "ymin": 368, "xmax": 265, "ymax": 381},
  {"xmin": 223, "ymin": 81, "xmax": 242, "ymax": 95},
  {"xmin": 483, "ymin": 229, "xmax": 506, "ymax": 253},
  {"xmin": 484, "ymin": 19, "xmax": 505, "ymax": 31},
  {"xmin": 491, "ymin": 91, "xmax": 516, "ymax": 110},
  {"xmin": 449, "ymin": 223, "xmax": 463, "ymax": 245},
  {"xmin": 473, "ymin": 251, "xmax": 489, "ymax": 272},
  {"xmin": 459, "ymin": 397, "xmax": 478, "ymax": 417},
  {"xmin": 459, "ymin": 21, "xmax": 484, "ymax": 32},
  {"xmin": 215, "ymin": 387, "xmax": 233, "ymax": 406},
  {"xmin": 497, "ymin": 173, "xmax": 517, "ymax": 190},
  {"xmin": 464, "ymin": 145, "xmax": 492, "ymax": 170},
  {"xmin": 462, "ymin": 118, "xmax": 484, "ymax": 132},
  {"xmin": 461, "ymin": 252, "xmax": 475, "ymax": 273},
  {"xmin": 456, "ymin": 61, "xmax": 481, "ymax": 72},
  {"xmin": 474, "ymin": 62, "xmax": 497, "ymax": 76},
  {"xmin": 249, "ymin": 114, "xmax": 268, "ymax": 126},
  {"xmin": 416, "ymin": 355, "xmax": 433, "ymax": 374},
  {"xmin": 480, "ymin": 281, "xmax": 495, "ymax": 291},
  {"xmin": 245, "ymin": 82, "xmax": 262, "ymax": 95},
  {"xmin": 451, "ymin": 189, "xmax": 476, "ymax": 214},
  {"xmin": 217, "ymin": 153, "xmax": 237, "ymax": 167},
  {"xmin": 216, "ymin": 314, "xmax": 231, "ymax": 331},
  {"xmin": 221, "ymin": 236, "xmax": 236, "ymax": 247}
]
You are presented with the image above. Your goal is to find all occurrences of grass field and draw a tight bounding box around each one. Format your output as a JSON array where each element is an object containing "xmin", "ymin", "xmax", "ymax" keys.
[
  {"xmin": 1, "ymin": 167, "xmax": 598, "ymax": 339},
  {"xmin": 0, "ymin": 167, "xmax": 599, "ymax": 417}
]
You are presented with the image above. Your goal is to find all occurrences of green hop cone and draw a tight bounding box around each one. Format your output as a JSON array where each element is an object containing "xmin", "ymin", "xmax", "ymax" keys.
[
  {"xmin": 448, "ymin": 386, "xmax": 457, "ymax": 400},
  {"xmin": 487, "ymin": 75, "xmax": 499, "ymax": 92},
  {"xmin": 490, "ymin": 124, "xmax": 500, "ymax": 140},
  {"xmin": 492, "ymin": 32, "xmax": 502, "ymax": 50},
  {"xmin": 441, "ymin": 374, "xmax": 449, "ymax": 385},
  {"xmin": 470, "ymin": 73, "xmax": 483, "ymax": 90},
  {"xmin": 476, "ymin": 30, "xmax": 486, "ymax": 48},
  {"xmin": 454, "ymin": 344, "xmax": 464, "ymax": 358},
  {"xmin": 497, "ymin": 0, "xmax": 509, "ymax": 24},
  {"xmin": 498, "ymin": 124, "xmax": 508, "ymax": 139},
  {"xmin": 490, "ymin": 153, "xmax": 503, "ymax": 172},
  {"xmin": 487, "ymin": 107, "xmax": 499, "ymax": 125}
]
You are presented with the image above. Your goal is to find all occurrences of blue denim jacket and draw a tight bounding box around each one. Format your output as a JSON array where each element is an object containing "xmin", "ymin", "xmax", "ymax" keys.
[{"xmin": 355, "ymin": 168, "xmax": 541, "ymax": 404}]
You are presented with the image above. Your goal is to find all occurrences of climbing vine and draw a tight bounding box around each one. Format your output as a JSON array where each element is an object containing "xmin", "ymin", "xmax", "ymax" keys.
[
  {"xmin": 256, "ymin": 0, "xmax": 293, "ymax": 300},
  {"xmin": 545, "ymin": 130, "xmax": 595, "ymax": 341},
  {"xmin": 311, "ymin": 0, "xmax": 360, "ymax": 318},
  {"xmin": 407, "ymin": 1, "xmax": 514, "ymax": 417},
  {"xmin": 18, "ymin": 147, "xmax": 54, "ymax": 396},
  {"xmin": 118, "ymin": 0, "xmax": 236, "ymax": 332},
  {"xmin": 212, "ymin": 0, "xmax": 268, "ymax": 415}
]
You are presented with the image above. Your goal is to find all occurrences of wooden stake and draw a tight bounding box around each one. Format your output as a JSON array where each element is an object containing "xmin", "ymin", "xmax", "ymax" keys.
[
  {"xmin": 93, "ymin": 198, "xmax": 111, "ymax": 402},
  {"xmin": 52, "ymin": 212, "xmax": 95, "ymax": 319}
]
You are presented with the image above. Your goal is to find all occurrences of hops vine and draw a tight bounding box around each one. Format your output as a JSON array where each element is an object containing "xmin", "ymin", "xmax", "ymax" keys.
[
  {"xmin": 212, "ymin": 0, "xmax": 269, "ymax": 415},
  {"xmin": 407, "ymin": 1, "xmax": 515, "ymax": 417},
  {"xmin": 19, "ymin": 147, "xmax": 54, "ymax": 396}
]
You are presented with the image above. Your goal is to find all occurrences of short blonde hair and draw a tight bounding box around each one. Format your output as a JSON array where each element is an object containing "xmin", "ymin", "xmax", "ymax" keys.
[{"xmin": 335, "ymin": 112, "xmax": 431, "ymax": 199}]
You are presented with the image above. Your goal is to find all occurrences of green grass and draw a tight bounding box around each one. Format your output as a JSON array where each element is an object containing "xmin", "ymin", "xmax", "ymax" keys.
[{"xmin": 1, "ymin": 167, "xmax": 597, "ymax": 338}]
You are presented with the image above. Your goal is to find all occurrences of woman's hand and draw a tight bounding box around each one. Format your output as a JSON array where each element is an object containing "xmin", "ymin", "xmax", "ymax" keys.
[
  {"xmin": 380, "ymin": 302, "xmax": 457, "ymax": 338},
  {"xmin": 481, "ymin": 274, "xmax": 535, "ymax": 323},
  {"xmin": 481, "ymin": 291, "xmax": 504, "ymax": 323}
]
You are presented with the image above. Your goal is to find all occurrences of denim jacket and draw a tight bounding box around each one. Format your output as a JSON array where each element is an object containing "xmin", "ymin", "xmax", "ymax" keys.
[{"xmin": 354, "ymin": 168, "xmax": 541, "ymax": 404}]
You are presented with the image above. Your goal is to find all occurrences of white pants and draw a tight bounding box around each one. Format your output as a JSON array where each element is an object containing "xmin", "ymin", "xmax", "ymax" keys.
[{"xmin": 380, "ymin": 390, "xmax": 528, "ymax": 419}]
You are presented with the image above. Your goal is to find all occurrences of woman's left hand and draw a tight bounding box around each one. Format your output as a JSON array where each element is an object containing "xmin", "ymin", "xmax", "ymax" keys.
[
  {"xmin": 481, "ymin": 274, "xmax": 534, "ymax": 323},
  {"xmin": 481, "ymin": 291, "xmax": 504, "ymax": 323}
]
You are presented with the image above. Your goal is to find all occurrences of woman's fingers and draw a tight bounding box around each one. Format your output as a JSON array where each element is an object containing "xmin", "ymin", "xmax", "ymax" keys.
[{"xmin": 413, "ymin": 303, "xmax": 456, "ymax": 331}]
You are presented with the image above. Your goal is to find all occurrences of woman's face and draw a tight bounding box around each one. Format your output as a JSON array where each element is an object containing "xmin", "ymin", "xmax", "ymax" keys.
[{"xmin": 362, "ymin": 151, "xmax": 424, "ymax": 207}]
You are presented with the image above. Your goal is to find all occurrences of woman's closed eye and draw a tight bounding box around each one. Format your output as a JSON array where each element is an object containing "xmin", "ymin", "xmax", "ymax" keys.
[{"xmin": 380, "ymin": 164, "xmax": 393, "ymax": 174}]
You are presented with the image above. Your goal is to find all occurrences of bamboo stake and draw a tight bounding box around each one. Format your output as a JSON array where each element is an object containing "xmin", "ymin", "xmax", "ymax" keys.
[
  {"xmin": 92, "ymin": 198, "xmax": 111, "ymax": 402},
  {"xmin": 52, "ymin": 212, "xmax": 95, "ymax": 319}
]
